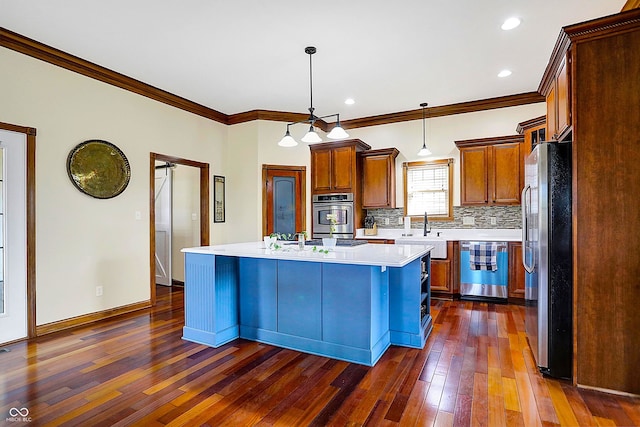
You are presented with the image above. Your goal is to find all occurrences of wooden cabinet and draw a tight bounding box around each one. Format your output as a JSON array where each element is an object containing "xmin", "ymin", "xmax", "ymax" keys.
[
  {"xmin": 430, "ymin": 259, "xmax": 451, "ymax": 293},
  {"xmin": 310, "ymin": 139, "xmax": 370, "ymax": 194},
  {"xmin": 542, "ymin": 55, "xmax": 571, "ymax": 140},
  {"xmin": 455, "ymin": 135, "xmax": 524, "ymax": 206},
  {"xmin": 516, "ymin": 116, "xmax": 546, "ymax": 192},
  {"xmin": 539, "ymin": 10, "xmax": 640, "ymax": 394},
  {"xmin": 429, "ymin": 241, "xmax": 459, "ymax": 300},
  {"xmin": 361, "ymin": 148, "xmax": 399, "ymax": 208},
  {"xmin": 508, "ymin": 242, "xmax": 525, "ymax": 302},
  {"xmin": 364, "ymin": 239, "xmax": 395, "ymax": 244}
]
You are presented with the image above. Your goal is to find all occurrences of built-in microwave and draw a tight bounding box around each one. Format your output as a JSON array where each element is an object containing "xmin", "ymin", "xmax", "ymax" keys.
[{"xmin": 311, "ymin": 193, "xmax": 354, "ymax": 239}]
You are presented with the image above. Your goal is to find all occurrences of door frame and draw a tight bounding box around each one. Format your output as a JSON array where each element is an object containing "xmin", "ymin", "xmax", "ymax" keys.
[
  {"xmin": 0, "ymin": 121, "xmax": 36, "ymax": 340},
  {"xmin": 150, "ymin": 153, "xmax": 209, "ymax": 304},
  {"xmin": 262, "ymin": 165, "xmax": 306, "ymax": 237}
]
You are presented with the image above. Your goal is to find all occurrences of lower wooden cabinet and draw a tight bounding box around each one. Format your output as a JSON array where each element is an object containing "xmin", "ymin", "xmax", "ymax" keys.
[
  {"xmin": 430, "ymin": 259, "xmax": 451, "ymax": 293},
  {"xmin": 365, "ymin": 239, "xmax": 395, "ymax": 244},
  {"xmin": 508, "ymin": 242, "xmax": 525, "ymax": 301},
  {"xmin": 429, "ymin": 241, "xmax": 459, "ymax": 299}
]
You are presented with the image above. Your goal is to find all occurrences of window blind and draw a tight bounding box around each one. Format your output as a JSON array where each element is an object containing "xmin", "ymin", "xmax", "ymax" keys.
[{"xmin": 406, "ymin": 163, "xmax": 450, "ymax": 217}]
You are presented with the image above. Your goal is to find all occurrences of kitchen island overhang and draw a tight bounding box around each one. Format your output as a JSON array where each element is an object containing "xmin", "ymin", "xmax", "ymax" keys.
[{"xmin": 181, "ymin": 242, "xmax": 434, "ymax": 366}]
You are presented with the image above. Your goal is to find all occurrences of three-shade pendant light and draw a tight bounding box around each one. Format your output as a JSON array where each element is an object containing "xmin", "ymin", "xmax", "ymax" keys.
[{"xmin": 278, "ymin": 46, "xmax": 349, "ymax": 147}]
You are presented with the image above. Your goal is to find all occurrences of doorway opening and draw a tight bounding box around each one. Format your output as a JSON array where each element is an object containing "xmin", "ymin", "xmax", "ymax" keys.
[
  {"xmin": 0, "ymin": 122, "xmax": 36, "ymax": 342},
  {"xmin": 150, "ymin": 153, "xmax": 209, "ymax": 305},
  {"xmin": 262, "ymin": 165, "xmax": 306, "ymax": 237}
]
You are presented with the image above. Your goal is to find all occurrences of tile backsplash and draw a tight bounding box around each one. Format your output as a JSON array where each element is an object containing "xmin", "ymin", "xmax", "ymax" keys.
[{"xmin": 366, "ymin": 206, "xmax": 522, "ymax": 229}]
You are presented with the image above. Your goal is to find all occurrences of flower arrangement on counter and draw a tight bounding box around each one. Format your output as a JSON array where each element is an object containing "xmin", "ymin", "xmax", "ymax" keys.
[{"xmin": 326, "ymin": 213, "xmax": 338, "ymax": 237}]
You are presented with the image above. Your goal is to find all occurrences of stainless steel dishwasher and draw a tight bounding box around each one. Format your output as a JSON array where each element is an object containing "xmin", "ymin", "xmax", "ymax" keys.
[{"xmin": 459, "ymin": 241, "xmax": 508, "ymax": 300}]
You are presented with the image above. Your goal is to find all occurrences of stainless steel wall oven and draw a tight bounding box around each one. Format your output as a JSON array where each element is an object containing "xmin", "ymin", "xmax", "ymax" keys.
[{"xmin": 311, "ymin": 193, "xmax": 354, "ymax": 238}]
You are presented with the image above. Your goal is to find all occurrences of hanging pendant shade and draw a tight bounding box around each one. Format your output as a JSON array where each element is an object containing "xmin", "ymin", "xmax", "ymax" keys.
[
  {"xmin": 278, "ymin": 127, "xmax": 298, "ymax": 147},
  {"xmin": 417, "ymin": 102, "xmax": 432, "ymax": 156}
]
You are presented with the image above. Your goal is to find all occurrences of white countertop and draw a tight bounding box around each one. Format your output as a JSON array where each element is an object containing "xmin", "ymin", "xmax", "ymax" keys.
[
  {"xmin": 357, "ymin": 228, "xmax": 522, "ymax": 242},
  {"xmin": 182, "ymin": 241, "xmax": 433, "ymax": 268}
]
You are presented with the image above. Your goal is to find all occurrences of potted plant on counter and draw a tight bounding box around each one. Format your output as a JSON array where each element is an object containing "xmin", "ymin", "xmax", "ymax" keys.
[{"xmin": 322, "ymin": 214, "xmax": 338, "ymax": 248}]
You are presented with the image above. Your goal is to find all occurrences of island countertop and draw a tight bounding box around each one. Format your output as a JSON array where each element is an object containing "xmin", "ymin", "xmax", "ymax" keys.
[{"xmin": 182, "ymin": 241, "xmax": 433, "ymax": 268}]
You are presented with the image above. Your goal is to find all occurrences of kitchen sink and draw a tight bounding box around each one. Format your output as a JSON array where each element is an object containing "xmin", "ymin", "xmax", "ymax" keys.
[{"xmin": 394, "ymin": 236, "xmax": 448, "ymax": 259}]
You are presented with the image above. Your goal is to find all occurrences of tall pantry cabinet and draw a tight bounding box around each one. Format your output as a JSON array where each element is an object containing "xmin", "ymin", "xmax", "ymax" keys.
[{"xmin": 539, "ymin": 9, "xmax": 640, "ymax": 395}]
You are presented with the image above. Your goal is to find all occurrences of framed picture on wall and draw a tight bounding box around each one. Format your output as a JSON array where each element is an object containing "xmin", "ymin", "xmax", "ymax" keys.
[{"xmin": 214, "ymin": 175, "xmax": 225, "ymax": 223}]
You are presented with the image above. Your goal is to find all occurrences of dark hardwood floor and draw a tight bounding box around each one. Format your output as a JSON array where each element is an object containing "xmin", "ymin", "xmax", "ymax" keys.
[{"xmin": 1, "ymin": 285, "xmax": 638, "ymax": 426}]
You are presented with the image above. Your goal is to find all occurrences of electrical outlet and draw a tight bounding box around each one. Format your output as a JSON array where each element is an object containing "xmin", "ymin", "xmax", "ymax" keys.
[
  {"xmin": 96, "ymin": 286, "xmax": 103, "ymax": 297},
  {"xmin": 135, "ymin": 211, "xmax": 141, "ymax": 220},
  {"xmin": 490, "ymin": 217, "xmax": 497, "ymax": 225},
  {"xmin": 384, "ymin": 218, "xmax": 390, "ymax": 225},
  {"xmin": 462, "ymin": 216, "xmax": 475, "ymax": 225},
  {"xmin": 398, "ymin": 217, "xmax": 403, "ymax": 225}
]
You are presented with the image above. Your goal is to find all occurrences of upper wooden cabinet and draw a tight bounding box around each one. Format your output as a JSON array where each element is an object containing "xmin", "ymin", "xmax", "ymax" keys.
[
  {"xmin": 542, "ymin": 55, "xmax": 571, "ymax": 140},
  {"xmin": 455, "ymin": 135, "xmax": 524, "ymax": 206},
  {"xmin": 361, "ymin": 148, "xmax": 399, "ymax": 208},
  {"xmin": 516, "ymin": 115, "xmax": 546, "ymax": 189},
  {"xmin": 310, "ymin": 139, "xmax": 370, "ymax": 194}
]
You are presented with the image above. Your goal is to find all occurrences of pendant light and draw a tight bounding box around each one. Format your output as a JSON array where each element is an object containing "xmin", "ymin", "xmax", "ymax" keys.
[
  {"xmin": 417, "ymin": 102, "xmax": 432, "ymax": 156},
  {"xmin": 278, "ymin": 46, "xmax": 349, "ymax": 147}
]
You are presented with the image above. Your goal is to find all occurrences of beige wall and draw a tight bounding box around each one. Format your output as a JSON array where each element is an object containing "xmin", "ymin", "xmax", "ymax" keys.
[
  {"xmin": 0, "ymin": 47, "xmax": 228, "ymax": 325},
  {"xmin": 2, "ymin": 44, "xmax": 544, "ymax": 327}
]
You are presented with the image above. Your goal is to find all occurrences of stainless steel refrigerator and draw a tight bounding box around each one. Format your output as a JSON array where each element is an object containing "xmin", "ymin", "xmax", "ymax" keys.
[{"xmin": 521, "ymin": 142, "xmax": 572, "ymax": 379}]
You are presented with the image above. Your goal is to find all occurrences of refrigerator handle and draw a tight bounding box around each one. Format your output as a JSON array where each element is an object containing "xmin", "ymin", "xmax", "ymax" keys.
[{"xmin": 521, "ymin": 185, "xmax": 534, "ymax": 273}]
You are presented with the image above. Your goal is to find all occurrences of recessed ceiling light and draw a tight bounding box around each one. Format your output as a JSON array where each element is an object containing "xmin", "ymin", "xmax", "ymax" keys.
[
  {"xmin": 345, "ymin": 98, "xmax": 355, "ymax": 105},
  {"xmin": 498, "ymin": 69, "xmax": 512, "ymax": 78},
  {"xmin": 501, "ymin": 17, "xmax": 521, "ymax": 30}
]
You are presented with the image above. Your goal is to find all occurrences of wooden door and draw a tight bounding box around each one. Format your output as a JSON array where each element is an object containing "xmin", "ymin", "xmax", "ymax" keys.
[
  {"xmin": 263, "ymin": 165, "xmax": 306, "ymax": 237},
  {"xmin": 459, "ymin": 146, "xmax": 488, "ymax": 205},
  {"xmin": 491, "ymin": 143, "xmax": 521, "ymax": 205}
]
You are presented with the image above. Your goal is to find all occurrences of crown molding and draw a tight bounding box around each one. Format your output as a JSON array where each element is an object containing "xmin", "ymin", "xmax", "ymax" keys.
[
  {"xmin": 516, "ymin": 115, "xmax": 546, "ymax": 134},
  {"xmin": 336, "ymin": 92, "xmax": 544, "ymax": 130},
  {"xmin": 454, "ymin": 134, "xmax": 524, "ymax": 148},
  {"xmin": 2, "ymin": 26, "xmax": 544, "ymax": 131}
]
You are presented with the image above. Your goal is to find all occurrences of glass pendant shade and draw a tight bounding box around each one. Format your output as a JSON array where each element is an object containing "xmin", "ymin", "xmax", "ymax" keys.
[
  {"xmin": 327, "ymin": 124, "xmax": 349, "ymax": 139},
  {"xmin": 301, "ymin": 126, "xmax": 322, "ymax": 143},
  {"xmin": 278, "ymin": 129, "xmax": 298, "ymax": 147},
  {"xmin": 417, "ymin": 143, "xmax": 432, "ymax": 156}
]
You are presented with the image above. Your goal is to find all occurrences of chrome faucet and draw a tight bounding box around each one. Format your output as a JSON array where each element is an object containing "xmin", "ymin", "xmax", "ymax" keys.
[{"xmin": 423, "ymin": 211, "xmax": 431, "ymax": 236}]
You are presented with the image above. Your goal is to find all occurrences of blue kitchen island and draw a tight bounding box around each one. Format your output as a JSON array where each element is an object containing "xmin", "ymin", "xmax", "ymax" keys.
[{"xmin": 181, "ymin": 242, "xmax": 433, "ymax": 366}]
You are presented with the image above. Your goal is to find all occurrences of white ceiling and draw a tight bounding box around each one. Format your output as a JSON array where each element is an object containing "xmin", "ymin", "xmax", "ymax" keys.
[{"xmin": 0, "ymin": 1, "xmax": 626, "ymax": 120}]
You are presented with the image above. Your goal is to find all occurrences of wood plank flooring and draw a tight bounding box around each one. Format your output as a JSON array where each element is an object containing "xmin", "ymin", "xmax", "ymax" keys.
[{"xmin": 1, "ymin": 285, "xmax": 638, "ymax": 426}]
